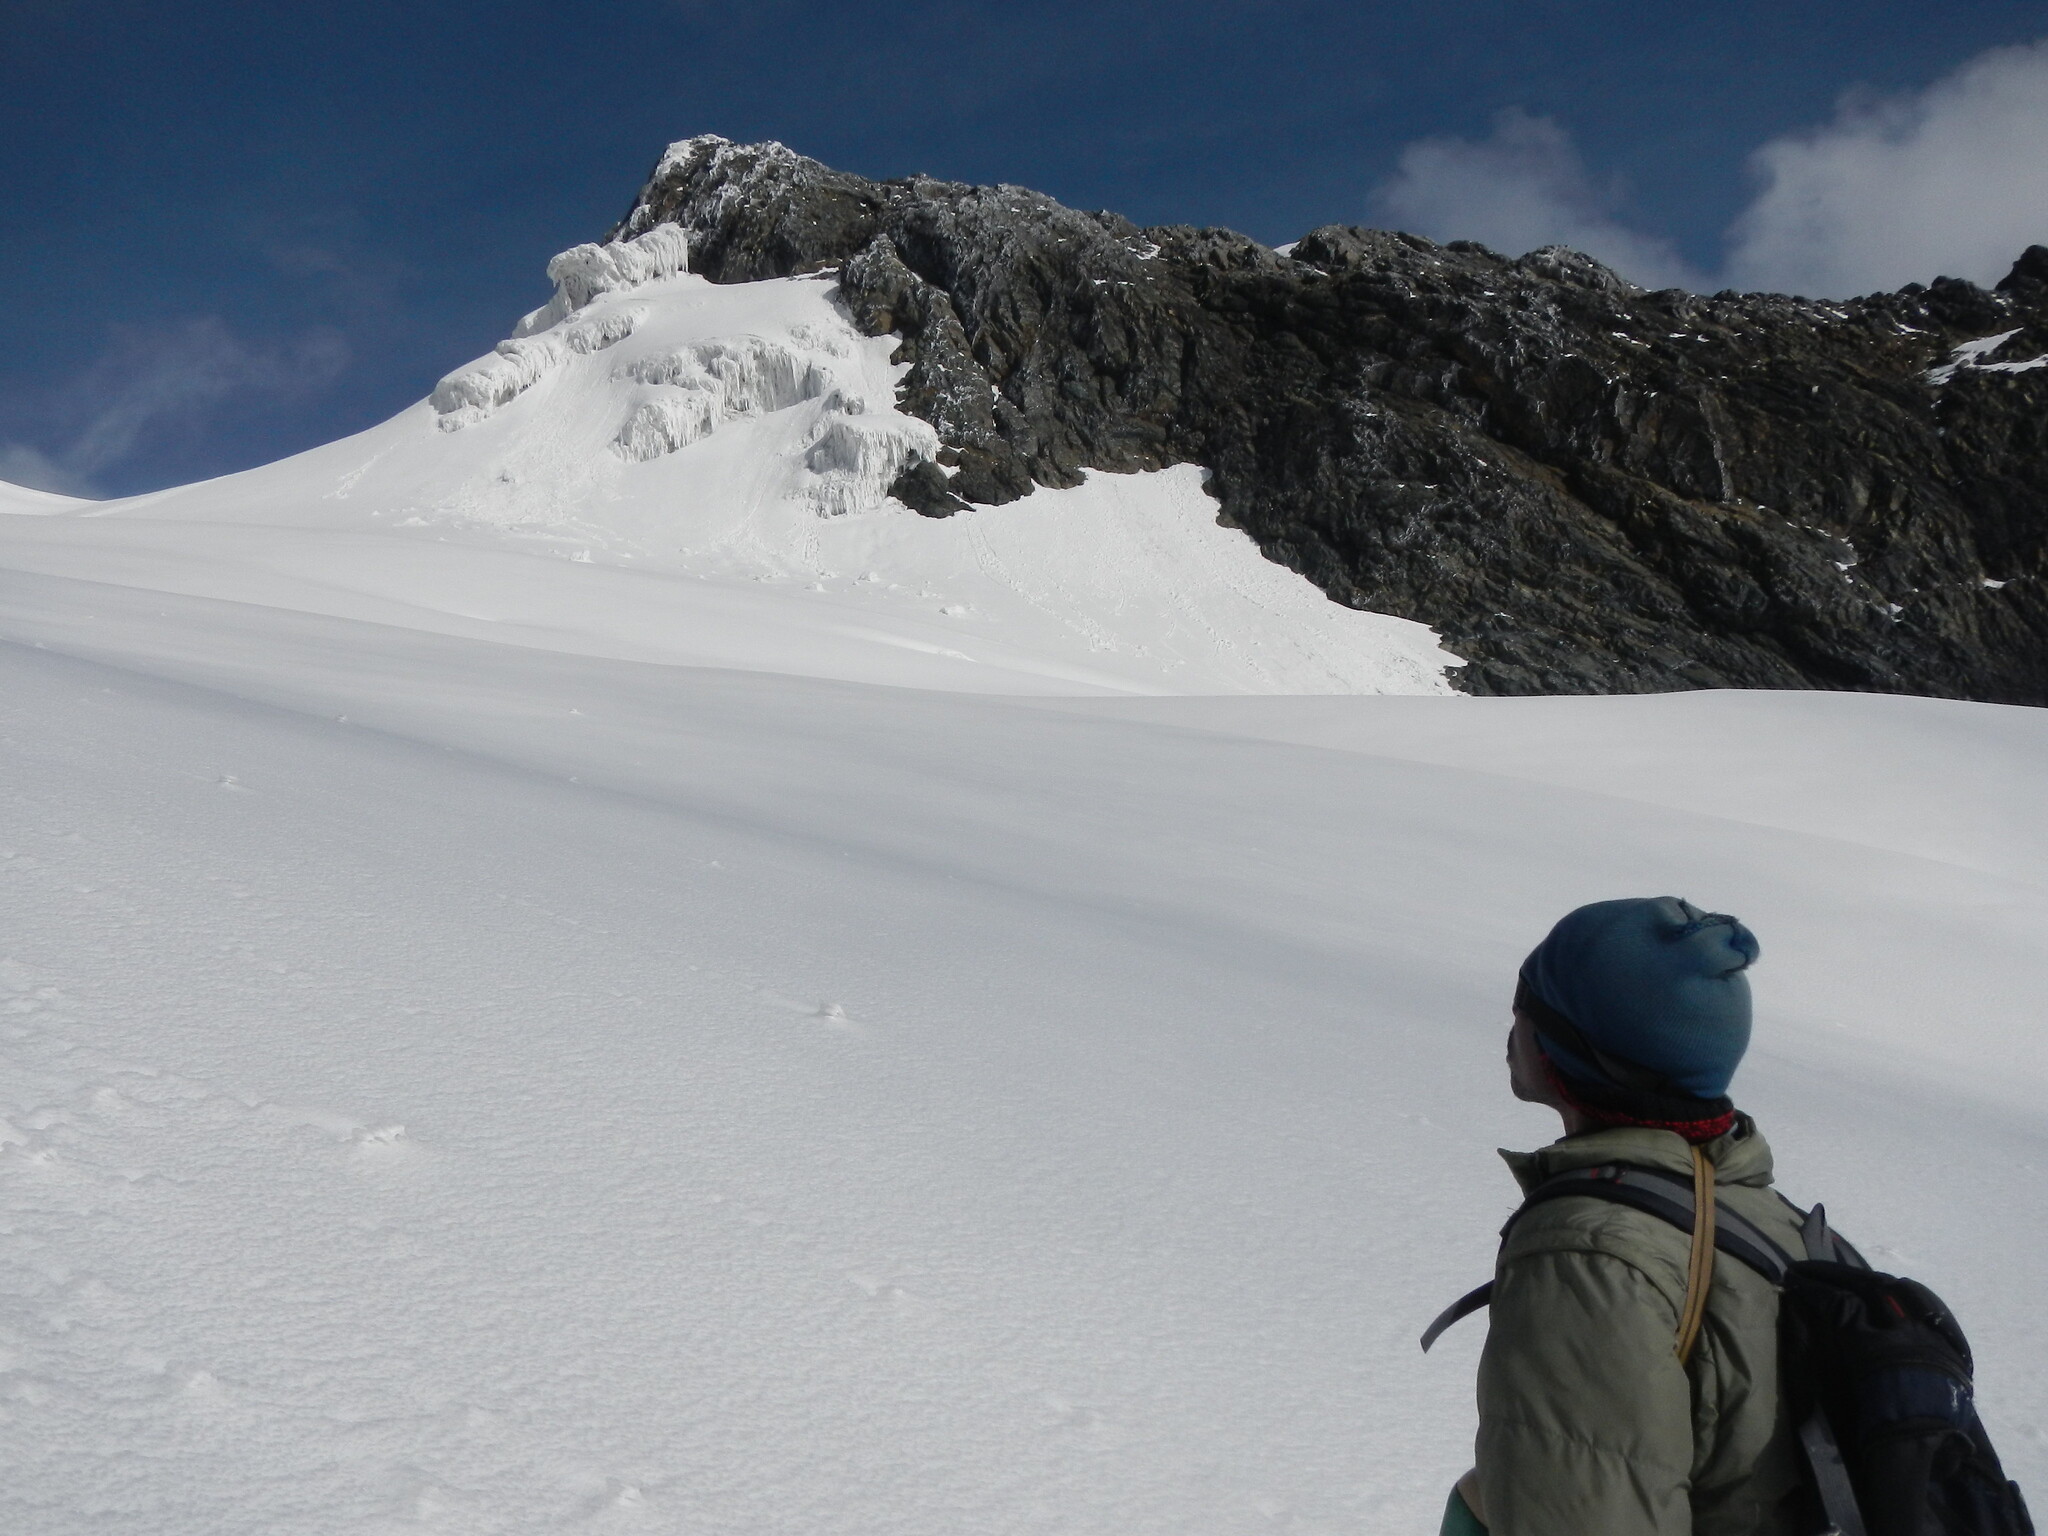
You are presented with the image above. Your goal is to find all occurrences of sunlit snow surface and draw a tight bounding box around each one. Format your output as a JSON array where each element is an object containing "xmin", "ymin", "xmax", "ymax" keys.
[
  {"xmin": 1, "ymin": 244, "xmax": 2044, "ymax": 1534},
  {"xmin": 39, "ymin": 261, "xmax": 1457, "ymax": 698}
]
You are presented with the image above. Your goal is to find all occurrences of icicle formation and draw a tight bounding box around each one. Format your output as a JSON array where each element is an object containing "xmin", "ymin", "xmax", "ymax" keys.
[
  {"xmin": 612, "ymin": 338, "xmax": 836, "ymax": 460},
  {"xmin": 612, "ymin": 334, "xmax": 937, "ymax": 518}
]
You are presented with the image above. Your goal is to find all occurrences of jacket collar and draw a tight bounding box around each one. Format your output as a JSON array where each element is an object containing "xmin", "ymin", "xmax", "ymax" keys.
[{"xmin": 1500, "ymin": 1112, "xmax": 1776, "ymax": 1195}]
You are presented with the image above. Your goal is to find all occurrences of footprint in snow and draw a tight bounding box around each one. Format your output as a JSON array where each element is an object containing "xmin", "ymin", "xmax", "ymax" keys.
[
  {"xmin": 350, "ymin": 1123, "xmax": 416, "ymax": 1163},
  {"xmin": 846, "ymin": 1269, "xmax": 921, "ymax": 1303},
  {"xmin": 1040, "ymin": 1391, "xmax": 1107, "ymax": 1431},
  {"xmin": 753, "ymin": 989, "xmax": 869, "ymax": 1034},
  {"xmin": 570, "ymin": 1477, "xmax": 655, "ymax": 1521},
  {"xmin": 252, "ymin": 1102, "xmax": 422, "ymax": 1162}
]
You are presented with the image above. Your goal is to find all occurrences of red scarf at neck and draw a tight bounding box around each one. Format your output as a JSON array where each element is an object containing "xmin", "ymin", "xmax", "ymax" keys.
[{"xmin": 1544, "ymin": 1058, "xmax": 1737, "ymax": 1145}]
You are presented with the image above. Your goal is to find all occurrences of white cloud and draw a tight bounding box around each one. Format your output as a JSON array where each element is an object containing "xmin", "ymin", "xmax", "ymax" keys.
[
  {"xmin": 1725, "ymin": 39, "xmax": 2048, "ymax": 297},
  {"xmin": 1368, "ymin": 40, "xmax": 2048, "ymax": 299},
  {"xmin": 62, "ymin": 318, "xmax": 349, "ymax": 476},
  {"xmin": 1369, "ymin": 108, "xmax": 1706, "ymax": 291}
]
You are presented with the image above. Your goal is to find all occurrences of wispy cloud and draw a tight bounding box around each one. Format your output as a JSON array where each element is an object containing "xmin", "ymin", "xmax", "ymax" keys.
[
  {"xmin": 1370, "ymin": 108, "xmax": 1706, "ymax": 291},
  {"xmin": 2, "ymin": 318, "xmax": 348, "ymax": 498},
  {"xmin": 0, "ymin": 444, "xmax": 97, "ymax": 498},
  {"xmin": 1370, "ymin": 39, "xmax": 2048, "ymax": 298}
]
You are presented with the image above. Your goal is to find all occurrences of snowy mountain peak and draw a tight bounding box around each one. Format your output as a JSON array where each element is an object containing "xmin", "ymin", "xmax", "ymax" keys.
[
  {"xmin": 621, "ymin": 136, "xmax": 829, "ymax": 246},
  {"xmin": 0, "ymin": 178, "xmax": 1461, "ymax": 696},
  {"xmin": 1, "ymin": 146, "xmax": 2043, "ymax": 1532},
  {"xmin": 644, "ymin": 134, "xmax": 813, "ymax": 198}
]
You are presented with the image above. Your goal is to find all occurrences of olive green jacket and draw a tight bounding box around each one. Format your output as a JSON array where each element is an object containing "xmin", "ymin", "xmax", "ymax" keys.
[{"xmin": 1473, "ymin": 1117, "xmax": 1813, "ymax": 1536}]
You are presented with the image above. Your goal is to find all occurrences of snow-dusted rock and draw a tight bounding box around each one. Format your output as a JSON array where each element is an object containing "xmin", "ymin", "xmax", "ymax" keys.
[{"xmin": 615, "ymin": 136, "xmax": 2048, "ymax": 704}]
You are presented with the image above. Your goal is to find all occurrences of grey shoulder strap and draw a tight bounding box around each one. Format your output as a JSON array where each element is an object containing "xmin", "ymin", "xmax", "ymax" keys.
[{"xmin": 1418, "ymin": 1162, "xmax": 1815, "ymax": 1351}]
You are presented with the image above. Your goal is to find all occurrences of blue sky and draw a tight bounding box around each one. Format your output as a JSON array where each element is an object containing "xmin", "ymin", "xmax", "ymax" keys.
[{"xmin": 6, "ymin": 0, "xmax": 2048, "ymax": 497}]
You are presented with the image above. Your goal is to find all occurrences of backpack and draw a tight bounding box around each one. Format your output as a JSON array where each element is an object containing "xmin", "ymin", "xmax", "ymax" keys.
[{"xmin": 1421, "ymin": 1162, "xmax": 2034, "ymax": 1536}]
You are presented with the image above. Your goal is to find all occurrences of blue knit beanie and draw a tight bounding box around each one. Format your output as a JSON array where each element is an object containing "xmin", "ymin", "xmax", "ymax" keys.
[{"xmin": 1518, "ymin": 897, "xmax": 1759, "ymax": 1099}]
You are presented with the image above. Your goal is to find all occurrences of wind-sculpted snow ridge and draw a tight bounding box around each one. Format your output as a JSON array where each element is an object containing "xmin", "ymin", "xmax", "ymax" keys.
[
  {"xmin": 430, "ymin": 223, "xmax": 696, "ymax": 432},
  {"xmin": 0, "ymin": 478, "xmax": 92, "ymax": 514},
  {"xmin": 516, "ymin": 222, "xmax": 692, "ymax": 334},
  {"xmin": 799, "ymin": 407, "xmax": 939, "ymax": 517},
  {"xmin": 609, "ymin": 333, "xmax": 828, "ymax": 458},
  {"xmin": 431, "ymin": 305, "xmax": 645, "ymax": 430},
  {"xmin": 422, "ymin": 254, "xmax": 935, "ymax": 520}
]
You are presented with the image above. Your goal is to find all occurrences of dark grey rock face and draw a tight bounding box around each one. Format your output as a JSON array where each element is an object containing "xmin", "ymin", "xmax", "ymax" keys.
[{"xmin": 616, "ymin": 136, "xmax": 2048, "ymax": 701}]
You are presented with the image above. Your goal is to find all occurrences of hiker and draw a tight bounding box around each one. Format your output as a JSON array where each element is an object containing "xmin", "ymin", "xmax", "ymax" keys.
[
  {"xmin": 1444, "ymin": 896, "xmax": 1812, "ymax": 1535},
  {"xmin": 1432, "ymin": 897, "xmax": 2034, "ymax": 1536}
]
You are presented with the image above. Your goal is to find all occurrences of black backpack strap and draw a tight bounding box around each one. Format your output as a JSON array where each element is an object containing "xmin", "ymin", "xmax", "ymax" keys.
[
  {"xmin": 1420, "ymin": 1281, "xmax": 1495, "ymax": 1353},
  {"xmin": 1800, "ymin": 1202, "xmax": 1832, "ymax": 1262},
  {"xmin": 1781, "ymin": 1191, "xmax": 1871, "ymax": 1270}
]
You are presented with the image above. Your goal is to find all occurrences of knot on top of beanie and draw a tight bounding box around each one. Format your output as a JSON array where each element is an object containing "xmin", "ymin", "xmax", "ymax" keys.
[{"xmin": 1518, "ymin": 897, "xmax": 1758, "ymax": 1100}]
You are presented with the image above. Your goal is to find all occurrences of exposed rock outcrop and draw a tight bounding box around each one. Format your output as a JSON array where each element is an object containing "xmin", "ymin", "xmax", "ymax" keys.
[{"xmin": 613, "ymin": 135, "xmax": 2048, "ymax": 701}]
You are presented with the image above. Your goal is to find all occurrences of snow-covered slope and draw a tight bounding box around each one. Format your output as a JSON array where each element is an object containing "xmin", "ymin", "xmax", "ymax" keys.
[
  {"xmin": 3, "ymin": 609, "xmax": 2045, "ymax": 1536},
  {"xmin": 6, "ymin": 226, "xmax": 1457, "ymax": 697},
  {"xmin": 1, "ymin": 225, "xmax": 2044, "ymax": 1536},
  {"xmin": 0, "ymin": 478, "xmax": 91, "ymax": 515}
]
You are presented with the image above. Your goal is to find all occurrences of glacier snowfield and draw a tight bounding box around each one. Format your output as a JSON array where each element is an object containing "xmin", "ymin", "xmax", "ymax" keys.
[{"xmin": 2, "ymin": 240, "xmax": 2044, "ymax": 1533}]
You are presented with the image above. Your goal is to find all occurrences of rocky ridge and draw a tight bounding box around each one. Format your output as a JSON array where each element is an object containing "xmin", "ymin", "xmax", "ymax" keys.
[{"xmin": 614, "ymin": 135, "xmax": 2048, "ymax": 700}]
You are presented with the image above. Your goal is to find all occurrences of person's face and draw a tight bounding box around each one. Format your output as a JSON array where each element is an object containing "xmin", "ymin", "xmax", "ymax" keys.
[
  {"xmin": 1507, "ymin": 1012, "xmax": 1553, "ymax": 1105},
  {"xmin": 1508, "ymin": 1011, "xmax": 1596, "ymax": 1137}
]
